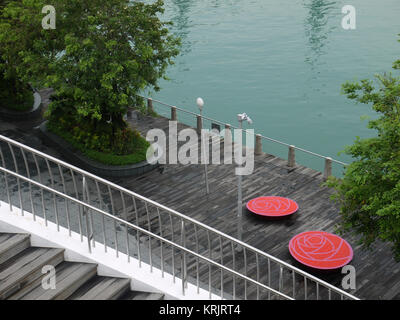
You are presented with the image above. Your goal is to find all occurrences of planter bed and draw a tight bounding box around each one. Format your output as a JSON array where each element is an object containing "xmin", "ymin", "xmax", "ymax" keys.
[
  {"xmin": 0, "ymin": 90, "xmax": 43, "ymax": 121},
  {"xmin": 38, "ymin": 121, "xmax": 158, "ymax": 178}
]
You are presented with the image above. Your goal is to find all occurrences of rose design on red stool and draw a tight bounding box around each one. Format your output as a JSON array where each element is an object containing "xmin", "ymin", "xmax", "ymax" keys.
[
  {"xmin": 246, "ymin": 196, "xmax": 298, "ymax": 217},
  {"xmin": 289, "ymin": 231, "xmax": 353, "ymax": 270}
]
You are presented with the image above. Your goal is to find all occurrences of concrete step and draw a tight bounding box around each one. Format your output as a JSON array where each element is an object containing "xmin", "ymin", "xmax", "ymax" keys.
[
  {"xmin": 17, "ymin": 262, "xmax": 98, "ymax": 300},
  {"xmin": 0, "ymin": 247, "xmax": 65, "ymax": 299},
  {"xmin": 0, "ymin": 233, "xmax": 31, "ymax": 265},
  {"xmin": 120, "ymin": 290, "xmax": 165, "ymax": 300},
  {"xmin": 68, "ymin": 276, "xmax": 131, "ymax": 300},
  {"xmin": 0, "ymin": 233, "xmax": 167, "ymax": 300}
]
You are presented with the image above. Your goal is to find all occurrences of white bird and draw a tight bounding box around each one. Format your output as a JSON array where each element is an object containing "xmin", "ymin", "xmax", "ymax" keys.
[{"xmin": 237, "ymin": 113, "xmax": 253, "ymax": 124}]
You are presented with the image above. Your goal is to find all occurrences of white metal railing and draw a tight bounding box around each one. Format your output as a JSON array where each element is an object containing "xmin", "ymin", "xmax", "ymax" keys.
[
  {"xmin": 0, "ymin": 134, "xmax": 358, "ymax": 300},
  {"xmin": 133, "ymin": 94, "xmax": 348, "ymax": 178}
]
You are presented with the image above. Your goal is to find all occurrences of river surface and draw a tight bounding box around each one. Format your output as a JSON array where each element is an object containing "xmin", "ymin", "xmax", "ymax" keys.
[{"xmin": 145, "ymin": 0, "xmax": 400, "ymax": 174}]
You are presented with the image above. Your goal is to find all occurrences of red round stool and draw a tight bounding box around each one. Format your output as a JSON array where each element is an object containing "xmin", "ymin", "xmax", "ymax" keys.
[
  {"xmin": 289, "ymin": 231, "xmax": 353, "ymax": 270},
  {"xmin": 246, "ymin": 196, "xmax": 299, "ymax": 217}
]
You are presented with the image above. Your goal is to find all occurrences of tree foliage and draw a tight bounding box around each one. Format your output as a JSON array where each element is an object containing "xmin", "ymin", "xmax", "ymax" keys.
[
  {"xmin": 0, "ymin": 1, "xmax": 41, "ymax": 105},
  {"xmin": 0, "ymin": 0, "xmax": 180, "ymax": 157},
  {"xmin": 326, "ymin": 37, "xmax": 400, "ymax": 261},
  {"xmin": 44, "ymin": 0, "xmax": 180, "ymax": 135}
]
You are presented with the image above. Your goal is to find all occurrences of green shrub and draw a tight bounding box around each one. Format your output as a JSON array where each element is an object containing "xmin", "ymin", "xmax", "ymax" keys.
[
  {"xmin": 0, "ymin": 77, "xmax": 33, "ymax": 111},
  {"xmin": 47, "ymin": 119, "xmax": 150, "ymax": 166}
]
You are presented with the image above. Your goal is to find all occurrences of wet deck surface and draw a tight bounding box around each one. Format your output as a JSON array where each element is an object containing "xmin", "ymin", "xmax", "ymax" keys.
[{"xmin": 0, "ymin": 89, "xmax": 399, "ymax": 300}]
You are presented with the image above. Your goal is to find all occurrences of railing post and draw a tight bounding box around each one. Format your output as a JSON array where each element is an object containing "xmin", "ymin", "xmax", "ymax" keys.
[
  {"xmin": 324, "ymin": 157, "xmax": 332, "ymax": 180},
  {"xmin": 82, "ymin": 177, "xmax": 92, "ymax": 254},
  {"xmin": 255, "ymin": 134, "xmax": 262, "ymax": 155},
  {"xmin": 147, "ymin": 98, "xmax": 154, "ymax": 114},
  {"xmin": 288, "ymin": 145, "xmax": 296, "ymax": 168},
  {"xmin": 171, "ymin": 106, "xmax": 177, "ymax": 121},
  {"xmin": 181, "ymin": 219, "xmax": 187, "ymax": 295},
  {"xmin": 197, "ymin": 114, "xmax": 202, "ymax": 135}
]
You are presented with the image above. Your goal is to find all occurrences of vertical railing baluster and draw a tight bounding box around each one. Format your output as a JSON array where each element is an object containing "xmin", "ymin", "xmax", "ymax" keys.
[
  {"xmin": 45, "ymin": 159, "xmax": 59, "ymax": 230},
  {"xmin": 95, "ymin": 181, "xmax": 107, "ymax": 252},
  {"xmin": 244, "ymin": 247, "xmax": 247, "ymax": 300},
  {"xmin": 207, "ymin": 230, "xmax": 212, "ymax": 299},
  {"xmin": 169, "ymin": 213, "xmax": 175, "ymax": 282},
  {"xmin": 113, "ymin": 216, "xmax": 118, "ymax": 258},
  {"xmin": 144, "ymin": 202, "xmax": 152, "ymax": 272},
  {"xmin": 0, "ymin": 145, "xmax": 12, "ymax": 212},
  {"xmin": 34, "ymin": 155, "xmax": 47, "ymax": 225},
  {"xmin": 7, "ymin": 143, "xmax": 23, "ymax": 216},
  {"xmin": 82, "ymin": 177, "xmax": 91, "ymax": 254},
  {"xmin": 57, "ymin": 164, "xmax": 71, "ymax": 235},
  {"xmin": 120, "ymin": 191, "xmax": 130, "ymax": 262},
  {"xmin": 194, "ymin": 224, "xmax": 199, "ymax": 293},
  {"xmin": 21, "ymin": 149, "xmax": 35, "ymax": 220},
  {"xmin": 132, "ymin": 196, "xmax": 141, "ymax": 267},
  {"xmin": 113, "ymin": 220, "xmax": 118, "ymax": 257},
  {"xmin": 85, "ymin": 180, "xmax": 95, "ymax": 248},
  {"xmin": 231, "ymin": 242, "xmax": 236, "ymax": 300},
  {"xmin": 156, "ymin": 207, "xmax": 164, "ymax": 277},
  {"xmin": 107, "ymin": 186, "xmax": 118, "ymax": 257},
  {"xmin": 279, "ymin": 266, "xmax": 283, "ymax": 294},
  {"xmin": 144, "ymin": 202, "xmax": 152, "ymax": 232},
  {"xmin": 219, "ymin": 236, "xmax": 224, "ymax": 299},
  {"xmin": 316, "ymin": 282, "xmax": 319, "ymax": 300},
  {"xmin": 70, "ymin": 169, "xmax": 82, "ymax": 240},
  {"xmin": 292, "ymin": 270, "xmax": 296, "ymax": 299},
  {"xmin": 181, "ymin": 247, "xmax": 185, "ymax": 296},
  {"xmin": 181, "ymin": 219, "xmax": 187, "ymax": 295},
  {"xmin": 268, "ymin": 258, "xmax": 271, "ymax": 300},
  {"xmin": 304, "ymin": 276, "xmax": 308, "ymax": 300},
  {"xmin": 256, "ymin": 253, "xmax": 260, "ymax": 300}
]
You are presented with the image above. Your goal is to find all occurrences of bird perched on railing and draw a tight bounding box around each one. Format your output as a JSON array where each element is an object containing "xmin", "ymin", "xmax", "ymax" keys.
[{"xmin": 237, "ymin": 113, "xmax": 253, "ymax": 125}]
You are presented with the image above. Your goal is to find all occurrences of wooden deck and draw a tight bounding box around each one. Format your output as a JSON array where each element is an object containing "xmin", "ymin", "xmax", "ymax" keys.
[
  {"xmin": 0, "ymin": 91, "xmax": 400, "ymax": 299},
  {"xmin": 117, "ymin": 110, "xmax": 399, "ymax": 300}
]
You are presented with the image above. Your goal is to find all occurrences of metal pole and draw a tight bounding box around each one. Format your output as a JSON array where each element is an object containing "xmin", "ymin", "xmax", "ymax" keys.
[
  {"xmin": 82, "ymin": 177, "xmax": 92, "ymax": 254},
  {"xmin": 200, "ymin": 109, "xmax": 210, "ymax": 194},
  {"xmin": 237, "ymin": 120, "xmax": 243, "ymax": 241}
]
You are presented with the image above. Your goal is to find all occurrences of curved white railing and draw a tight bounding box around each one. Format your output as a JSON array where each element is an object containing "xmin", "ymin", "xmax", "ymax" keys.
[{"xmin": 0, "ymin": 134, "xmax": 358, "ymax": 300}]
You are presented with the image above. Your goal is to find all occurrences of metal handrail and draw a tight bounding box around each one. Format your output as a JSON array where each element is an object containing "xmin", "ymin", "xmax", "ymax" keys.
[
  {"xmin": 135, "ymin": 94, "xmax": 349, "ymax": 167},
  {"xmin": 0, "ymin": 165, "xmax": 292, "ymax": 300},
  {"xmin": 0, "ymin": 134, "xmax": 358, "ymax": 300}
]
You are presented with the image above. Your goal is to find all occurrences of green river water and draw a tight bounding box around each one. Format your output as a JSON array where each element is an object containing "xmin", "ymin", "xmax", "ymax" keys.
[{"xmin": 148, "ymin": 0, "xmax": 400, "ymax": 175}]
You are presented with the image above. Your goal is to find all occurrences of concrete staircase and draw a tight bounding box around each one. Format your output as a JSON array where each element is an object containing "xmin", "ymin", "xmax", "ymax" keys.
[{"xmin": 0, "ymin": 233, "xmax": 164, "ymax": 300}]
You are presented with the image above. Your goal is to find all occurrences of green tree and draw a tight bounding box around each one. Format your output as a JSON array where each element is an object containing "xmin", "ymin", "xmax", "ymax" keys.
[
  {"xmin": 326, "ymin": 37, "xmax": 400, "ymax": 261},
  {"xmin": 0, "ymin": 0, "xmax": 180, "ymax": 161},
  {"xmin": 0, "ymin": 0, "xmax": 48, "ymax": 109},
  {"xmin": 45, "ymin": 0, "xmax": 180, "ymax": 145}
]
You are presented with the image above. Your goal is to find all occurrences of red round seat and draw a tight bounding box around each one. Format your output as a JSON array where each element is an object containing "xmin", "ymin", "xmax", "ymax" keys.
[
  {"xmin": 246, "ymin": 196, "xmax": 298, "ymax": 217},
  {"xmin": 289, "ymin": 231, "xmax": 353, "ymax": 270}
]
